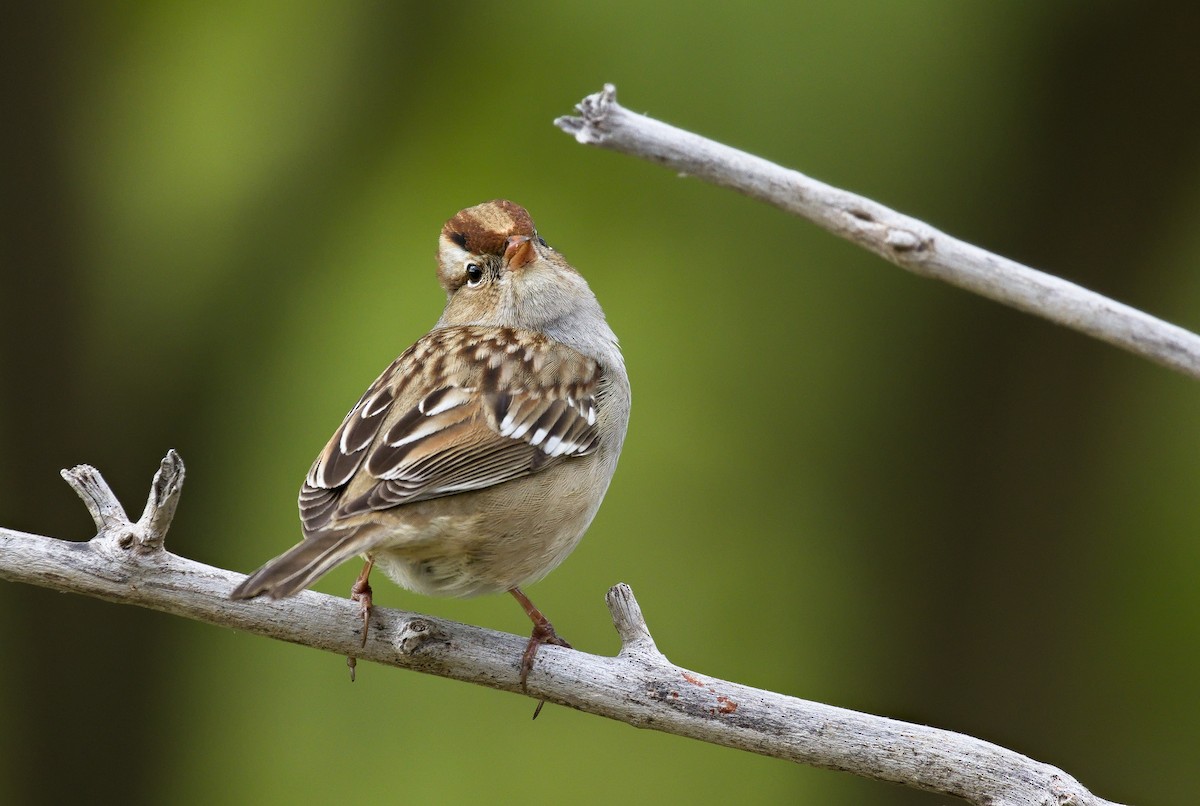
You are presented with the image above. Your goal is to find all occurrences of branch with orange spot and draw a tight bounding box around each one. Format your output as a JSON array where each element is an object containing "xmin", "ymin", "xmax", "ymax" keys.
[{"xmin": 0, "ymin": 452, "xmax": 1121, "ymax": 806}]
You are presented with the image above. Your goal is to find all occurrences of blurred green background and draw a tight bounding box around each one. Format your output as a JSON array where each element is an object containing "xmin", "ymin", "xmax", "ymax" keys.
[{"xmin": 2, "ymin": 2, "xmax": 1198, "ymax": 804}]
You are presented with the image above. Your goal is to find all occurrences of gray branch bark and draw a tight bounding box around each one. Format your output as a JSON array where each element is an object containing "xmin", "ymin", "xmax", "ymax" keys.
[
  {"xmin": 556, "ymin": 84, "xmax": 1200, "ymax": 380},
  {"xmin": 0, "ymin": 453, "xmax": 1121, "ymax": 806}
]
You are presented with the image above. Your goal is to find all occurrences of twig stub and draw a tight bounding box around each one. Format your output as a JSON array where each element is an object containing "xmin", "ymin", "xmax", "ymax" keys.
[
  {"xmin": 605, "ymin": 582, "xmax": 658, "ymax": 656},
  {"xmin": 61, "ymin": 452, "xmax": 184, "ymax": 554},
  {"xmin": 136, "ymin": 449, "xmax": 186, "ymax": 550},
  {"xmin": 61, "ymin": 463, "xmax": 130, "ymax": 534},
  {"xmin": 553, "ymin": 83, "xmax": 618, "ymax": 145}
]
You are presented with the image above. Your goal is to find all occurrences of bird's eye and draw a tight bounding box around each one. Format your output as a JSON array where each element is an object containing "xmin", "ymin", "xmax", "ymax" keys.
[
  {"xmin": 465, "ymin": 262, "xmax": 484, "ymax": 287},
  {"xmin": 536, "ymin": 236, "xmax": 548, "ymax": 248}
]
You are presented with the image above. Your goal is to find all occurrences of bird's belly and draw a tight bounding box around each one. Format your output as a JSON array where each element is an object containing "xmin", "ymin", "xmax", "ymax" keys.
[
  {"xmin": 370, "ymin": 516, "xmax": 584, "ymax": 598},
  {"xmin": 367, "ymin": 465, "xmax": 610, "ymax": 598}
]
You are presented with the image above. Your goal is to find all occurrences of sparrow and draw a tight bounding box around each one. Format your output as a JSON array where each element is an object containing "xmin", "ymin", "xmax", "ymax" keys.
[{"xmin": 231, "ymin": 200, "xmax": 630, "ymax": 695}]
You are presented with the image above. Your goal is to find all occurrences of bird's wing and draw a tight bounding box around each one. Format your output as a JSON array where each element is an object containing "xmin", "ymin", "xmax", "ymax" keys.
[{"xmin": 299, "ymin": 326, "xmax": 602, "ymax": 535}]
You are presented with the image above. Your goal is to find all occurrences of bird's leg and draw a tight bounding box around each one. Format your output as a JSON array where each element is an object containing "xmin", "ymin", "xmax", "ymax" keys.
[
  {"xmin": 509, "ymin": 586, "xmax": 572, "ymax": 694},
  {"xmin": 509, "ymin": 587, "xmax": 572, "ymax": 719},
  {"xmin": 351, "ymin": 558, "xmax": 376, "ymax": 645},
  {"xmin": 346, "ymin": 558, "xmax": 375, "ymax": 682}
]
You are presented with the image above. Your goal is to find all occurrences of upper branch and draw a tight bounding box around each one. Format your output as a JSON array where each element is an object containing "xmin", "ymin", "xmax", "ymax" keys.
[
  {"xmin": 0, "ymin": 452, "xmax": 1122, "ymax": 806},
  {"xmin": 556, "ymin": 85, "xmax": 1200, "ymax": 380}
]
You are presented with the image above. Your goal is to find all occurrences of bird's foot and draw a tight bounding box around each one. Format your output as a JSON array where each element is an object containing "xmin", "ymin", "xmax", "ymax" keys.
[
  {"xmin": 520, "ymin": 618, "xmax": 573, "ymax": 691},
  {"xmin": 347, "ymin": 559, "xmax": 375, "ymax": 681},
  {"xmin": 509, "ymin": 587, "xmax": 572, "ymax": 719}
]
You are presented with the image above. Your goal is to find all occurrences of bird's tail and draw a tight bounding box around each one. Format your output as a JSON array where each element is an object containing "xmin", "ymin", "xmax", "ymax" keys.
[{"xmin": 230, "ymin": 528, "xmax": 374, "ymax": 600}]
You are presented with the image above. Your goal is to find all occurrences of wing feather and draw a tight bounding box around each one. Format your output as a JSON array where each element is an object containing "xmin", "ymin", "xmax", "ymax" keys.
[{"xmin": 299, "ymin": 326, "xmax": 603, "ymax": 535}]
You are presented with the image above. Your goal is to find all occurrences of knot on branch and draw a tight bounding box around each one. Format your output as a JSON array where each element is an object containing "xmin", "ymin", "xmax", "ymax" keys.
[
  {"xmin": 393, "ymin": 617, "xmax": 446, "ymax": 656},
  {"xmin": 842, "ymin": 207, "xmax": 930, "ymax": 255}
]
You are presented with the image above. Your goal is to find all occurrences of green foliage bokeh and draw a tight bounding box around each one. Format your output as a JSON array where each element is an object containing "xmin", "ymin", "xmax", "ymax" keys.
[{"xmin": 3, "ymin": 3, "xmax": 1199, "ymax": 804}]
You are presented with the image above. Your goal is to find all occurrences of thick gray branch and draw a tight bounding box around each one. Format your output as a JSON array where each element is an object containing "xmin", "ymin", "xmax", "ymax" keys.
[
  {"xmin": 556, "ymin": 84, "xmax": 1200, "ymax": 380},
  {"xmin": 0, "ymin": 453, "xmax": 1121, "ymax": 806}
]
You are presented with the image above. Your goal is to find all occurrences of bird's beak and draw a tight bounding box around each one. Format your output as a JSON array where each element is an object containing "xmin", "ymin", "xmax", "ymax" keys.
[{"xmin": 504, "ymin": 235, "xmax": 535, "ymax": 270}]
